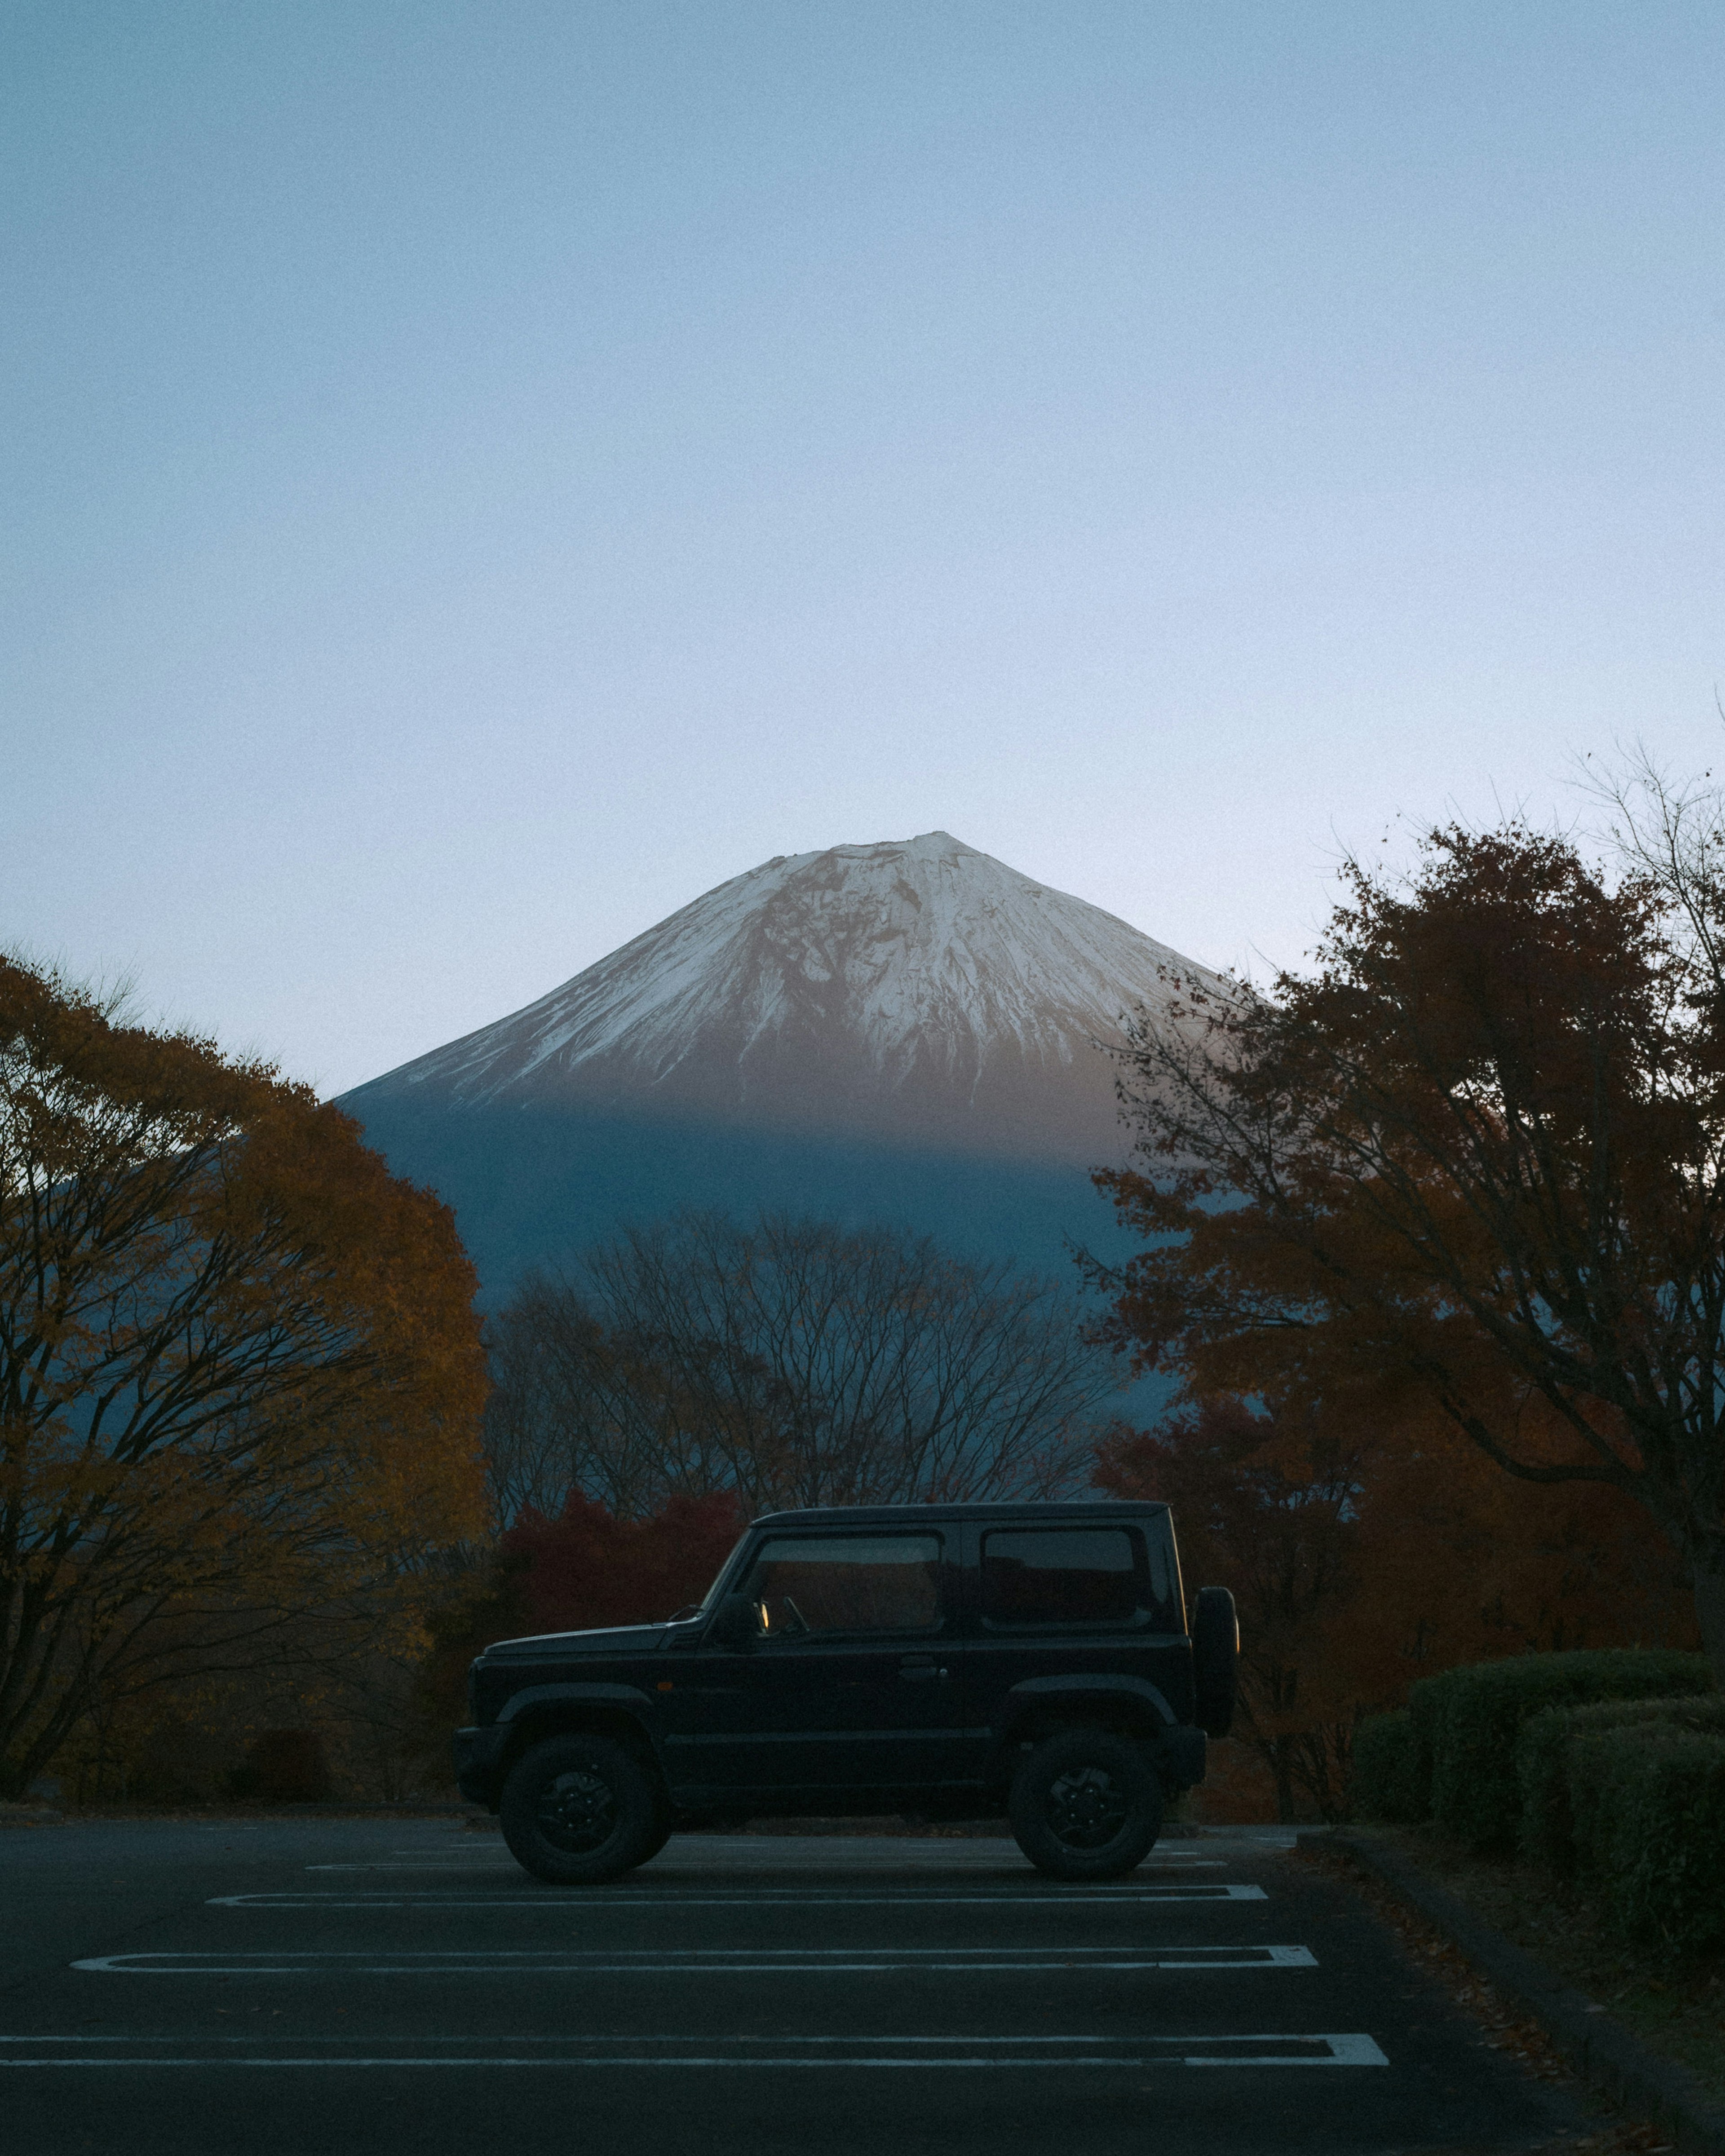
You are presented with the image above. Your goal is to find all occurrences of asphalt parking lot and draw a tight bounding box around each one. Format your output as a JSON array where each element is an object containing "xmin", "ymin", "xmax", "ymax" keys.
[{"xmin": 1, "ymin": 1817, "xmax": 1602, "ymax": 2156}]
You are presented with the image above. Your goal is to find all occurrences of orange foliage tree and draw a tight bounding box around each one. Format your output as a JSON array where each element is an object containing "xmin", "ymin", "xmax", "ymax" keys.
[
  {"xmin": 0, "ymin": 956, "xmax": 489, "ymax": 1798},
  {"xmin": 1095, "ymin": 1392, "xmax": 1694, "ymax": 1820},
  {"xmin": 1086, "ymin": 808, "xmax": 1725, "ymax": 1686}
]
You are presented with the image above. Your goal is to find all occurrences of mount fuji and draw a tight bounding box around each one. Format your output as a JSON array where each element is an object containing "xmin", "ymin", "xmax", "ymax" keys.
[{"xmin": 338, "ymin": 832, "xmax": 1214, "ymax": 1298}]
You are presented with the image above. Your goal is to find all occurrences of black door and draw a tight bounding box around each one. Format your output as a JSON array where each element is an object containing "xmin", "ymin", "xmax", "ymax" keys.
[{"xmin": 663, "ymin": 1529, "xmax": 964, "ymax": 1798}]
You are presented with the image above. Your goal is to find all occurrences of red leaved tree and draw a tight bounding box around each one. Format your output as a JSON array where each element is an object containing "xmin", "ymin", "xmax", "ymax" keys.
[
  {"xmin": 501, "ymin": 1490, "xmax": 746, "ymax": 1635},
  {"xmin": 1097, "ymin": 1392, "xmax": 1697, "ymax": 1820},
  {"xmin": 413, "ymin": 1489, "xmax": 745, "ymax": 1757}
]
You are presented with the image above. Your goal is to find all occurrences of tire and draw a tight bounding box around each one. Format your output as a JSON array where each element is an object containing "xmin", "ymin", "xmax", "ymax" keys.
[
  {"xmin": 499, "ymin": 1734, "xmax": 664, "ymax": 1885},
  {"xmin": 1008, "ymin": 1728, "xmax": 1163, "ymax": 1881},
  {"xmin": 1192, "ymin": 1586, "xmax": 1240, "ymax": 1739}
]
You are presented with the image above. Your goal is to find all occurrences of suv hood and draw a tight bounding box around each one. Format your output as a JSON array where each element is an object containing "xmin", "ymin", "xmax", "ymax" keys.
[{"xmin": 482, "ymin": 1622, "xmax": 673, "ymax": 1659}]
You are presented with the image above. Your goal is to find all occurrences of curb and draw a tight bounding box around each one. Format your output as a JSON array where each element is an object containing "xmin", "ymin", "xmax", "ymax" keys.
[
  {"xmin": 42, "ymin": 1803, "xmax": 481, "ymax": 1822},
  {"xmin": 1303, "ymin": 1828, "xmax": 1725, "ymax": 2156},
  {"xmin": 0, "ymin": 1804, "xmax": 63, "ymax": 1829}
]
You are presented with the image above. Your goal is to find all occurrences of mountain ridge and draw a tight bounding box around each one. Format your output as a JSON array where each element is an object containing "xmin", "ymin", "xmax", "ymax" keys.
[{"xmin": 344, "ymin": 831, "xmax": 1214, "ymax": 1169}]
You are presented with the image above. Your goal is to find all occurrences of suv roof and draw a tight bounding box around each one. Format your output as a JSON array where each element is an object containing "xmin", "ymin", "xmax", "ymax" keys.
[{"xmin": 750, "ymin": 1500, "xmax": 1171, "ymax": 1529}]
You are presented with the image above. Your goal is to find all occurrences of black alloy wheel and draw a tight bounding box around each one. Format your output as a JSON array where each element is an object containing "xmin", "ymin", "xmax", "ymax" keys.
[
  {"xmin": 1008, "ymin": 1727, "xmax": 1162, "ymax": 1880},
  {"xmin": 499, "ymin": 1734, "xmax": 663, "ymax": 1885},
  {"xmin": 1046, "ymin": 1763, "xmax": 1131, "ymax": 1851},
  {"xmin": 537, "ymin": 1764, "xmax": 618, "ymax": 1853}
]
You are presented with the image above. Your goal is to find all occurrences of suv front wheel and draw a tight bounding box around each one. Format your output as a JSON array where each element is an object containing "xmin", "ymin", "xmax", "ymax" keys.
[
  {"xmin": 1008, "ymin": 1728, "xmax": 1163, "ymax": 1880},
  {"xmin": 500, "ymin": 1734, "xmax": 664, "ymax": 1885}
]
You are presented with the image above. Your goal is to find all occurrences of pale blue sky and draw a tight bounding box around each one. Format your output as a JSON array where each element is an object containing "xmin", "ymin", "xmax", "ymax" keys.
[{"xmin": 5, "ymin": 2, "xmax": 1724, "ymax": 1094}]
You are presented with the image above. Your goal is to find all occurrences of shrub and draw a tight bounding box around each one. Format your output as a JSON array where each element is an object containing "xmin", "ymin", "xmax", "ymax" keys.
[
  {"xmin": 1517, "ymin": 1694, "xmax": 1725, "ymax": 1873},
  {"xmin": 1420, "ymin": 1650, "xmax": 1712, "ymax": 1850},
  {"xmin": 1403, "ymin": 1674, "xmax": 1451, "ymax": 1822},
  {"xmin": 1566, "ymin": 1724, "xmax": 1725, "ymax": 1950},
  {"xmin": 1351, "ymin": 1710, "xmax": 1431, "ymax": 1822}
]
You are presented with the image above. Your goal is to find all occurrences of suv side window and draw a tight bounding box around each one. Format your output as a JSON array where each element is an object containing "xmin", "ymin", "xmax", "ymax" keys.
[
  {"xmin": 981, "ymin": 1525, "xmax": 1176, "ymax": 1631},
  {"xmin": 742, "ymin": 1533, "xmax": 943, "ymax": 1637}
]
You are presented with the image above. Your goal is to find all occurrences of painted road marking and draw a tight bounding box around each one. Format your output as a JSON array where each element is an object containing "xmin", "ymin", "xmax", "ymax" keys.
[
  {"xmin": 308, "ymin": 1861, "xmax": 521, "ymax": 1871},
  {"xmin": 0, "ymin": 2033, "xmax": 1388, "ymax": 2068},
  {"xmin": 1189, "ymin": 2035, "xmax": 1389, "ymax": 2068},
  {"xmin": 375, "ymin": 1854, "xmax": 1216, "ymax": 1871},
  {"xmin": 75, "ymin": 1944, "xmax": 1317, "ymax": 1976},
  {"xmin": 227, "ymin": 1884, "xmax": 1268, "ymax": 1908},
  {"xmin": 309, "ymin": 1858, "xmax": 1228, "ymax": 1873}
]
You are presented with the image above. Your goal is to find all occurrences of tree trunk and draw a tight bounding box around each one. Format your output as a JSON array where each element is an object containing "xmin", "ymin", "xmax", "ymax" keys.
[
  {"xmin": 1694, "ymin": 1561, "xmax": 1725, "ymax": 1690},
  {"xmin": 1271, "ymin": 1736, "xmax": 1297, "ymax": 1824}
]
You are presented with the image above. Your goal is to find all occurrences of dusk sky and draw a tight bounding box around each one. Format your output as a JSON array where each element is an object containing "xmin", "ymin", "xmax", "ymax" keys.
[{"xmin": 6, "ymin": 2, "xmax": 1724, "ymax": 1096}]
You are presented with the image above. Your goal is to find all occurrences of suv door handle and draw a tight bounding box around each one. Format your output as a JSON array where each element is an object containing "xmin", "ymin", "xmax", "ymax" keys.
[{"xmin": 899, "ymin": 1657, "xmax": 949, "ymax": 1682}]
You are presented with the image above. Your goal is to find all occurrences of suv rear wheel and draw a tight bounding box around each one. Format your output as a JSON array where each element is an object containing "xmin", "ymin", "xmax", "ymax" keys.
[
  {"xmin": 1008, "ymin": 1727, "xmax": 1163, "ymax": 1880},
  {"xmin": 500, "ymin": 1734, "xmax": 663, "ymax": 1885}
]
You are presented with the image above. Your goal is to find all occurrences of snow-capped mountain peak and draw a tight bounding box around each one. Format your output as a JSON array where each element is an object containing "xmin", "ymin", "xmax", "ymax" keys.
[{"xmin": 345, "ymin": 833, "xmax": 1212, "ymax": 1163}]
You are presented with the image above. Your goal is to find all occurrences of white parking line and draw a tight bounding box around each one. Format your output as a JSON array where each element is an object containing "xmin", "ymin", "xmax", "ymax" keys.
[
  {"xmin": 222, "ymin": 1884, "xmax": 1267, "ymax": 1908},
  {"xmin": 312, "ymin": 1858, "xmax": 1228, "ymax": 1873},
  {"xmin": 0, "ymin": 2033, "xmax": 1388, "ymax": 2069},
  {"xmin": 378, "ymin": 1859, "xmax": 1223, "ymax": 1868},
  {"xmin": 75, "ymin": 1944, "xmax": 1317, "ymax": 1975},
  {"xmin": 1190, "ymin": 2035, "xmax": 1389, "ymax": 2068}
]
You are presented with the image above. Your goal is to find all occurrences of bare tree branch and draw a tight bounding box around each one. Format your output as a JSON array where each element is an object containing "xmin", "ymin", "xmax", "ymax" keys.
[{"xmin": 484, "ymin": 1211, "xmax": 1121, "ymax": 1522}]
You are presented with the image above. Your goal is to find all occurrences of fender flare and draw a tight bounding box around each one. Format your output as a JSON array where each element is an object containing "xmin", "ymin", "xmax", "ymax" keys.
[
  {"xmin": 496, "ymin": 1680, "xmax": 659, "ymax": 1722},
  {"xmin": 1001, "ymin": 1673, "xmax": 1178, "ymax": 1729},
  {"xmin": 493, "ymin": 1683, "xmax": 663, "ymax": 1771}
]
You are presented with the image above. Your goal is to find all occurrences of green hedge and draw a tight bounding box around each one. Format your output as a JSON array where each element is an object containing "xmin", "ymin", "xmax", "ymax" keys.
[
  {"xmin": 1566, "ymin": 1724, "xmax": 1725, "ymax": 1950},
  {"xmin": 1415, "ymin": 1650, "xmax": 1712, "ymax": 1849},
  {"xmin": 1351, "ymin": 1710, "xmax": 1431, "ymax": 1823},
  {"xmin": 1401, "ymin": 1672, "xmax": 1451, "ymax": 1822},
  {"xmin": 1517, "ymin": 1695, "xmax": 1725, "ymax": 1874}
]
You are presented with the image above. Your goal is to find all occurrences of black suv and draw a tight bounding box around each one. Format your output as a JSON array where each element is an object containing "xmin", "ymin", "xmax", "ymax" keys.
[{"xmin": 456, "ymin": 1500, "xmax": 1238, "ymax": 1884}]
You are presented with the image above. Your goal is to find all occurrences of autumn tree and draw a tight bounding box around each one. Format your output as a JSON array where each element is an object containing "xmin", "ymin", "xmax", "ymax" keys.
[
  {"xmin": 485, "ymin": 1210, "xmax": 1118, "ymax": 1521},
  {"xmin": 1097, "ymin": 1398, "xmax": 1361, "ymax": 1818},
  {"xmin": 410, "ymin": 1487, "xmax": 745, "ymax": 1758},
  {"xmin": 1097, "ymin": 1392, "xmax": 1695, "ymax": 1820},
  {"xmin": 1088, "ymin": 801, "xmax": 1725, "ymax": 1682},
  {"xmin": 0, "ymin": 956, "xmax": 488, "ymax": 1798},
  {"xmin": 499, "ymin": 1489, "xmax": 746, "ymax": 1635}
]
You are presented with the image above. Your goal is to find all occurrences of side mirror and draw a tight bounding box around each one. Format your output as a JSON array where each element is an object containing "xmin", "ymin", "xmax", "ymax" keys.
[{"xmin": 706, "ymin": 1594, "xmax": 760, "ymax": 1649}]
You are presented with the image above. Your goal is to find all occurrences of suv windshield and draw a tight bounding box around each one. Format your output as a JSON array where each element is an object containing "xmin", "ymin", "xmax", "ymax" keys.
[{"xmin": 685, "ymin": 1531, "xmax": 753, "ymax": 1616}]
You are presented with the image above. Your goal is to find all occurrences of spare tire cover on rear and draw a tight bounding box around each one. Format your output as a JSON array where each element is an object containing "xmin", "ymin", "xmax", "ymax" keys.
[{"xmin": 1191, "ymin": 1586, "xmax": 1239, "ymax": 1739}]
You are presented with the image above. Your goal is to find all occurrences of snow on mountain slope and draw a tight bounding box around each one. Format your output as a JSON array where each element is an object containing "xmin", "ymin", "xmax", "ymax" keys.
[{"xmin": 343, "ymin": 832, "xmax": 1216, "ymax": 1164}]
